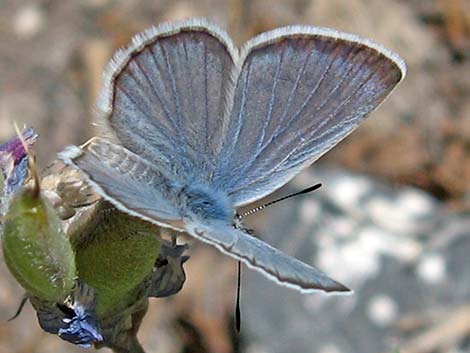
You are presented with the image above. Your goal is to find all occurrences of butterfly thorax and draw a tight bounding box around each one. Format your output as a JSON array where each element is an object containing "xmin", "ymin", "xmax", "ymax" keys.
[{"xmin": 179, "ymin": 182, "xmax": 234, "ymax": 223}]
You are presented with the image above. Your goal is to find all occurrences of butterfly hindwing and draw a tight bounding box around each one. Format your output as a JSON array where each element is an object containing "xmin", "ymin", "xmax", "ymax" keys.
[
  {"xmin": 185, "ymin": 220, "xmax": 350, "ymax": 293},
  {"xmin": 59, "ymin": 137, "xmax": 182, "ymax": 227}
]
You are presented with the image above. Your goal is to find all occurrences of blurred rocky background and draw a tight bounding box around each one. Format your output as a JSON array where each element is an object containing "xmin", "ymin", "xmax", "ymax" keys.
[{"xmin": 0, "ymin": 0, "xmax": 468, "ymax": 352}]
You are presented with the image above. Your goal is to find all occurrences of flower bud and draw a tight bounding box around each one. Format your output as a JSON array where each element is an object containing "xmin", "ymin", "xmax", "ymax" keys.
[{"xmin": 2, "ymin": 186, "xmax": 77, "ymax": 302}]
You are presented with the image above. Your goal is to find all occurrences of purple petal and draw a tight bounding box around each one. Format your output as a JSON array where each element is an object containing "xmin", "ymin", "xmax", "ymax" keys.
[{"xmin": 0, "ymin": 127, "xmax": 38, "ymax": 198}]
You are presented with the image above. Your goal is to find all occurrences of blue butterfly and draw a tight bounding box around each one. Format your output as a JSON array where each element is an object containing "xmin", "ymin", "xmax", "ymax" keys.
[{"xmin": 60, "ymin": 18, "xmax": 406, "ymax": 294}]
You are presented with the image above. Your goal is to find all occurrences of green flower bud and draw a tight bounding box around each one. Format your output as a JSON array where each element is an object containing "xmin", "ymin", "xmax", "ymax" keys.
[
  {"xmin": 73, "ymin": 207, "xmax": 161, "ymax": 317},
  {"xmin": 2, "ymin": 187, "xmax": 76, "ymax": 302}
]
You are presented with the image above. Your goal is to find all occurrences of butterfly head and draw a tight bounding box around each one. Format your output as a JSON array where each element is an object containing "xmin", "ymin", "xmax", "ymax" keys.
[{"xmin": 180, "ymin": 182, "xmax": 234, "ymax": 223}]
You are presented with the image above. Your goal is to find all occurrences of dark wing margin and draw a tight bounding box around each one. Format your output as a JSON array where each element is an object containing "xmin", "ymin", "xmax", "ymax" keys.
[
  {"xmin": 96, "ymin": 18, "xmax": 238, "ymax": 181},
  {"xmin": 58, "ymin": 138, "xmax": 183, "ymax": 230},
  {"xmin": 185, "ymin": 220, "xmax": 350, "ymax": 293},
  {"xmin": 212, "ymin": 26, "xmax": 406, "ymax": 206}
]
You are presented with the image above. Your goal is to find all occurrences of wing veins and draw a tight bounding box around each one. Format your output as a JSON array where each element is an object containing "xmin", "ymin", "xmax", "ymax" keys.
[
  {"xmin": 156, "ymin": 43, "xmax": 189, "ymax": 150},
  {"xmin": 226, "ymin": 41, "xmax": 341, "ymax": 190},
  {"xmin": 266, "ymin": 41, "xmax": 339, "ymax": 145},
  {"xmin": 115, "ymin": 82, "xmax": 163, "ymax": 127},
  {"xmin": 228, "ymin": 58, "xmax": 381, "ymax": 195},
  {"xmin": 181, "ymin": 35, "xmax": 197, "ymax": 139},
  {"xmin": 229, "ymin": 46, "xmax": 287, "ymax": 180},
  {"xmin": 219, "ymin": 60, "xmax": 253, "ymax": 169},
  {"xmin": 299, "ymin": 46, "xmax": 369, "ymax": 137},
  {"xmin": 204, "ymin": 38, "xmax": 209, "ymax": 153},
  {"xmin": 231, "ymin": 41, "xmax": 338, "ymax": 178},
  {"xmin": 268, "ymin": 45, "xmax": 369, "ymax": 167},
  {"xmin": 133, "ymin": 52, "xmax": 181, "ymax": 135},
  {"xmin": 260, "ymin": 42, "xmax": 316, "ymax": 151},
  {"xmin": 260, "ymin": 45, "xmax": 286, "ymax": 146},
  {"xmin": 280, "ymin": 66, "xmax": 380, "ymax": 167}
]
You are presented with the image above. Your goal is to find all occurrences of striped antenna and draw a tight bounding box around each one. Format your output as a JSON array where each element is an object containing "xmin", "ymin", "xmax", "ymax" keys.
[{"xmin": 238, "ymin": 183, "xmax": 322, "ymax": 219}]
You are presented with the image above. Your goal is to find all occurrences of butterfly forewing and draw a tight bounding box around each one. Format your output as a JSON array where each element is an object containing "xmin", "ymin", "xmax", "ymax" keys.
[
  {"xmin": 98, "ymin": 19, "xmax": 237, "ymax": 181},
  {"xmin": 213, "ymin": 27, "xmax": 405, "ymax": 206}
]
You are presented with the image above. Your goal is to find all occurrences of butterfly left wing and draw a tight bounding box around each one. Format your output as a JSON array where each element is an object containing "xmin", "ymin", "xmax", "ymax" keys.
[
  {"xmin": 185, "ymin": 219, "xmax": 350, "ymax": 293},
  {"xmin": 59, "ymin": 137, "xmax": 184, "ymax": 230},
  {"xmin": 96, "ymin": 19, "xmax": 237, "ymax": 181}
]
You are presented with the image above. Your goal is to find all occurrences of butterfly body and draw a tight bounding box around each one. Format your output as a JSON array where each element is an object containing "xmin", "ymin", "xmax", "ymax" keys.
[
  {"xmin": 178, "ymin": 181, "xmax": 234, "ymax": 223},
  {"xmin": 60, "ymin": 18, "xmax": 406, "ymax": 293}
]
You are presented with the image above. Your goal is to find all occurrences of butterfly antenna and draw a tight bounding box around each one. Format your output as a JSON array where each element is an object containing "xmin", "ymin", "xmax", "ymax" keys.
[
  {"xmin": 235, "ymin": 261, "xmax": 242, "ymax": 332},
  {"xmin": 238, "ymin": 183, "xmax": 322, "ymax": 219},
  {"xmin": 233, "ymin": 183, "xmax": 322, "ymax": 331}
]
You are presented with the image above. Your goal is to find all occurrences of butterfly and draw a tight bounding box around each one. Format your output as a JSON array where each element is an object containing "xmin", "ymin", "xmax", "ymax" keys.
[{"xmin": 59, "ymin": 18, "xmax": 406, "ymax": 294}]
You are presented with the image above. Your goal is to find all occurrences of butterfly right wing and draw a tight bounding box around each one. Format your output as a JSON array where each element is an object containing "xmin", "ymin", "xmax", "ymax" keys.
[
  {"xmin": 58, "ymin": 137, "xmax": 184, "ymax": 230},
  {"xmin": 185, "ymin": 219, "xmax": 350, "ymax": 293},
  {"xmin": 212, "ymin": 27, "xmax": 406, "ymax": 206}
]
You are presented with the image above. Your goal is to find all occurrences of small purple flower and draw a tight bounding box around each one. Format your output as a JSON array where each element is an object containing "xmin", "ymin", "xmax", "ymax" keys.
[
  {"xmin": 34, "ymin": 282, "xmax": 103, "ymax": 348},
  {"xmin": 57, "ymin": 302, "xmax": 103, "ymax": 348},
  {"xmin": 0, "ymin": 127, "xmax": 38, "ymax": 199}
]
